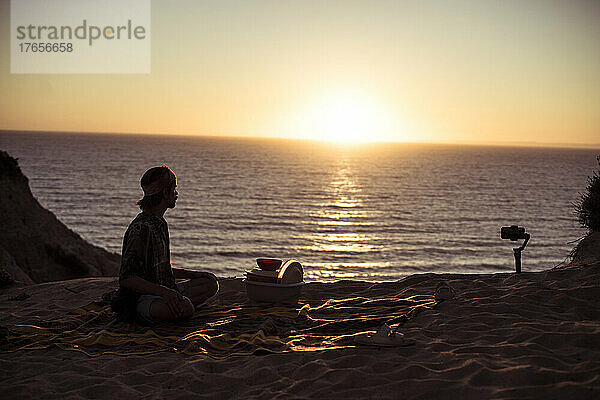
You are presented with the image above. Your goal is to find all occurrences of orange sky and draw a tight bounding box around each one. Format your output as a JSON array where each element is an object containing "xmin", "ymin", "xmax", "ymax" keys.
[{"xmin": 1, "ymin": 0, "xmax": 599, "ymax": 146}]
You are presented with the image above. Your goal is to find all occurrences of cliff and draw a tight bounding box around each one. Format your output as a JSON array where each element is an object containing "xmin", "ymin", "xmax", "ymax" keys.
[
  {"xmin": 0, "ymin": 150, "xmax": 119, "ymax": 285},
  {"xmin": 569, "ymin": 231, "xmax": 600, "ymax": 267}
]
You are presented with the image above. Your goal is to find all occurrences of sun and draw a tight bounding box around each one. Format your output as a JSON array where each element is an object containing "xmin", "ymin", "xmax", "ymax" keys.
[{"xmin": 291, "ymin": 90, "xmax": 402, "ymax": 144}]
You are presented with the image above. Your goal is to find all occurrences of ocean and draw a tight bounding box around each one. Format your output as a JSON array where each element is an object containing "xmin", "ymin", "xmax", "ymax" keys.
[{"xmin": 0, "ymin": 131, "xmax": 596, "ymax": 281}]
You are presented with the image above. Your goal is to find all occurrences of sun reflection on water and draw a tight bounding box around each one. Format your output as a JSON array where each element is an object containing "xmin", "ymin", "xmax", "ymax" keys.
[
  {"xmin": 308, "ymin": 164, "xmax": 384, "ymax": 274},
  {"xmin": 317, "ymin": 165, "xmax": 362, "ymax": 217},
  {"xmin": 306, "ymin": 262, "xmax": 397, "ymax": 281},
  {"xmin": 321, "ymin": 233, "xmax": 367, "ymax": 242}
]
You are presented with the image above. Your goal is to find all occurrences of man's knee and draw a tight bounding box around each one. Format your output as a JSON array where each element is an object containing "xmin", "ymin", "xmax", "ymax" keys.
[
  {"xmin": 181, "ymin": 297, "xmax": 195, "ymax": 318},
  {"xmin": 199, "ymin": 273, "xmax": 219, "ymax": 296},
  {"xmin": 209, "ymin": 274, "xmax": 219, "ymax": 296}
]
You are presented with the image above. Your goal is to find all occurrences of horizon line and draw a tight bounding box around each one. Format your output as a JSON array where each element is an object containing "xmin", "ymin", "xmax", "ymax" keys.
[{"xmin": 1, "ymin": 128, "xmax": 599, "ymax": 151}]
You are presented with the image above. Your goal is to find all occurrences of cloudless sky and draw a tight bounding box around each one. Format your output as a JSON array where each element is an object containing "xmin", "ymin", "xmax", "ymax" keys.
[{"xmin": 1, "ymin": 0, "xmax": 599, "ymax": 146}]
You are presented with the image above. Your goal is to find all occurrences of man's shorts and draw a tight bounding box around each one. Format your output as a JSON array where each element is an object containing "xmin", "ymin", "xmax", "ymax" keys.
[{"xmin": 136, "ymin": 282, "xmax": 185, "ymax": 325}]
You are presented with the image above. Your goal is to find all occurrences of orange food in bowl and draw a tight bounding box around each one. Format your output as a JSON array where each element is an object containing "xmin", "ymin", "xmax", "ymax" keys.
[{"xmin": 256, "ymin": 258, "xmax": 282, "ymax": 271}]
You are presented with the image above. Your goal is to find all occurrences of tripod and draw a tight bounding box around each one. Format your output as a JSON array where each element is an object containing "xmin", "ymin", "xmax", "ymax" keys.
[{"xmin": 512, "ymin": 233, "xmax": 530, "ymax": 273}]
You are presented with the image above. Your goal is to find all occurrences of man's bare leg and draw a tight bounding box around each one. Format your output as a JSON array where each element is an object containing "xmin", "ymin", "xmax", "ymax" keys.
[
  {"xmin": 149, "ymin": 297, "xmax": 195, "ymax": 321},
  {"xmin": 181, "ymin": 273, "xmax": 219, "ymax": 307}
]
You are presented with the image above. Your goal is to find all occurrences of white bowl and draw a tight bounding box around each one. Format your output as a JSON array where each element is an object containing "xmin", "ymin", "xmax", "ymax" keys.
[{"xmin": 243, "ymin": 279, "xmax": 305, "ymax": 303}]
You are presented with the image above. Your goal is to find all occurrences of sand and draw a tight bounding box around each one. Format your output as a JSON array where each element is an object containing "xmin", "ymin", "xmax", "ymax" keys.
[{"xmin": 1, "ymin": 258, "xmax": 599, "ymax": 400}]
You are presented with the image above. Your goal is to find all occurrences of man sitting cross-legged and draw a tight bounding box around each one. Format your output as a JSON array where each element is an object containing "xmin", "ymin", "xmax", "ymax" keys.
[{"xmin": 111, "ymin": 166, "xmax": 218, "ymax": 324}]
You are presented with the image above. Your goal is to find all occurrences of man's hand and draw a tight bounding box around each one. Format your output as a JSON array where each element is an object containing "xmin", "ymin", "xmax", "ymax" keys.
[{"xmin": 160, "ymin": 286, "xmax": 185, "ymax": 318}]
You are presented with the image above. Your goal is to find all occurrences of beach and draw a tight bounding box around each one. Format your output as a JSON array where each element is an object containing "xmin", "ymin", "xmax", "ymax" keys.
[
  {"xmin": 2, "ymin": 254, "xmax": 599, "ymax": 399},
  {"xmin": 1, "ymin": 148, "xmax": 599, "ymax": 398}
]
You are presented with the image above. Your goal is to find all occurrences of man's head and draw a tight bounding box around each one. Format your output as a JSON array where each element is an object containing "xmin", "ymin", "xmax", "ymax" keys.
[{"xmin": 136, "ymin": 166, "xmax": 178, "ymax": 211}]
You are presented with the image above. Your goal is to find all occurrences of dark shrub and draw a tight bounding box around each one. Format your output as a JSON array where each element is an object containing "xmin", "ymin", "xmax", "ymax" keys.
[{"xmin": 575, "ymin": 156, "xmax": 600, "ymax": 232}]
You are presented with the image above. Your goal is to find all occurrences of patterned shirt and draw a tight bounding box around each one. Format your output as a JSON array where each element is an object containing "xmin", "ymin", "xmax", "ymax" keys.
[{"xmin": 119, "ymin": 211, "xmax": 176, "ymax": 290}]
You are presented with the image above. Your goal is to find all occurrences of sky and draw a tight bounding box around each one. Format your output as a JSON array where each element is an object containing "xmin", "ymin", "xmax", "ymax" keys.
[{"xmin": 1, "ymin": 0, "xmax": 599, "ymax": 146}]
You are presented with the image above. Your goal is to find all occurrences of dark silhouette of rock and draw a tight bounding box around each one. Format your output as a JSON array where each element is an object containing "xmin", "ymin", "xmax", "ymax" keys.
[
  {"xmin": 0, "ymin": 150, "xmax": 119, "ymax": 284},
  {"xmin": 0, "ymin": 245, "xmax": 33, "ymax": 286}
]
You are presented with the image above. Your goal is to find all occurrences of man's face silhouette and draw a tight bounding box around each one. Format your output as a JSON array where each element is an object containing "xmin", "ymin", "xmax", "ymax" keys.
[{"xmin": 167, "ymin": 184, "xmax": 178, "ymax": 209}]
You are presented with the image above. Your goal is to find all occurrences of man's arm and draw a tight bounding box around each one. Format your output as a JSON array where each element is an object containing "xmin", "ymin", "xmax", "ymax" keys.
[
  {"xmin": 119, "ymin": 274, "xmax": 174, "ymax": 297},
  {"xmin": 119, "ymin": 223, "xmax": 180, "ymax": 297},
  {"xmin": 172, "ymin": 268, "xmax": 214, "ymax": 280},
  {"xmin": 119, "ymin": 223, "xmax": 186, "ymax": 318}
]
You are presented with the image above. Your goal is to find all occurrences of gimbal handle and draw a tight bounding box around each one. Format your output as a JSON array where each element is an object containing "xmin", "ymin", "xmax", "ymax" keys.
[
  {"xmin": 512, "ymin": 233, "xmax": 530, "ymax": 273},
  {"xmin": 514, "ymin": 233, "xmax": 530, "ymax": 252}
]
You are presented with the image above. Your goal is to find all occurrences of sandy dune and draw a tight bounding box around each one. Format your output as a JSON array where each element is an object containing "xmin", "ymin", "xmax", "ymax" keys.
[{"xmin": 1, "ymin": 259, "xmax": 599, "ymax": 399}]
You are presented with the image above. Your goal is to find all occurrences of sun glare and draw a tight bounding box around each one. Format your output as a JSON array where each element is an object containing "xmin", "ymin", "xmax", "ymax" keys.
[{"xmin": 291, "ymin": 90, "xmax": 404, "ymax": 144}]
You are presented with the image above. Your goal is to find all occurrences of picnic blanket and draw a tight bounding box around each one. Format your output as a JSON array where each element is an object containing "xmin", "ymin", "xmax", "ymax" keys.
[{"xmin": 1, "ymin": 294, "xmax": 436, "ymax": 358}]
